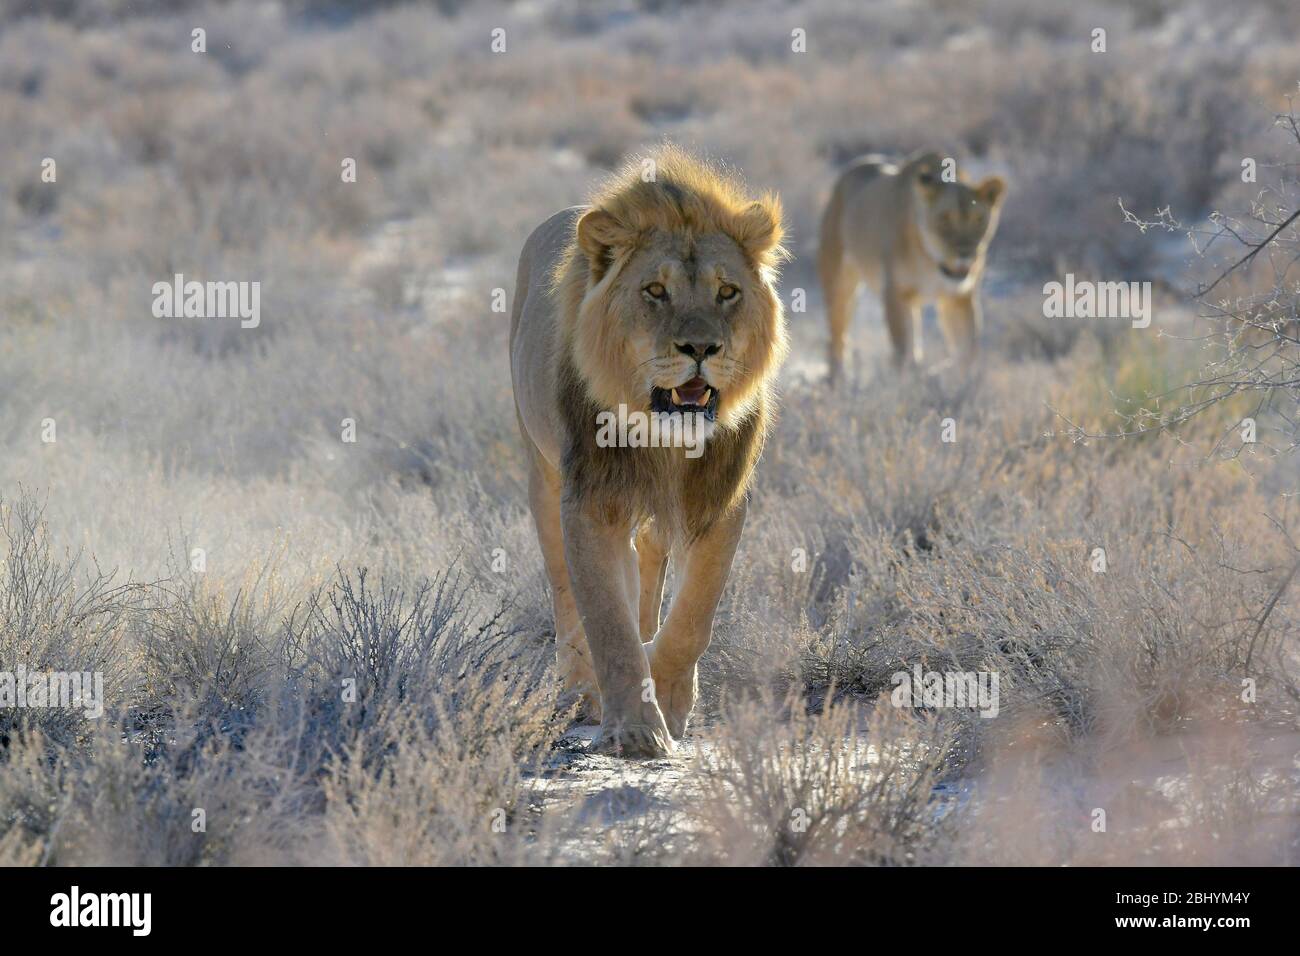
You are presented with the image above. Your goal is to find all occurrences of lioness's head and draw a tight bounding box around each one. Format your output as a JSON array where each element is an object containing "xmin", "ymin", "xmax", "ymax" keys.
[
  {"xmin": 906, "ymin": 152, "xmax": 1006, "ymax": 285},
  {"xmin": 557, "ymin": 146, "xmax": 788, "ymax": 433}
]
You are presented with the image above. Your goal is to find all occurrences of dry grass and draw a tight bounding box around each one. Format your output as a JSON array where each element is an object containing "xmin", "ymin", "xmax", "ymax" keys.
[{"xmin": 685, "ymin": 692, "xmax": 960, "ymax": 866}]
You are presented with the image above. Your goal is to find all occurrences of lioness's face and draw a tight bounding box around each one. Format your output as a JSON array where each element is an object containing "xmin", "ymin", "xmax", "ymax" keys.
[
  {"xmin": 912, "ymin": 162, "xmax": 1006, "ymax": 283},
  {"xmin": 574, "ymin": 211, "xmax": 786, "ymax": 429}
]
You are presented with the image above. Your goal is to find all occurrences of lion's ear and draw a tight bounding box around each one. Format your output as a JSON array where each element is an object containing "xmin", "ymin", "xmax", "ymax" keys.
[
  {"xmin": 576, "ymin": 209, "xmax": 632, "ymax": 280},
  {"xmin": 975, "ymin": 175, "xmax": 1006, "ymax": 206},
  {"xmin": 733, "ymin": 198, "xmax": 785, "ymax": 262}
]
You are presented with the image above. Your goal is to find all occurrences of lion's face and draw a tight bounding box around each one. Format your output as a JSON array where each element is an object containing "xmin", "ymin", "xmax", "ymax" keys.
[
  {"xmin": 910, "ymin": 156, "xmax": 1006, "ymax": 285},
  {"xmin": 571, "ymin": 206, "xmax": 786, "ymax": 430}
]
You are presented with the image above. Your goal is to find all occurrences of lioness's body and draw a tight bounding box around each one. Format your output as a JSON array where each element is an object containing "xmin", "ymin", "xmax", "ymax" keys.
[
  {"xmin": 819, "ymin": 152, "xmax": 1005, "ymax": 377},
  {"xmin": 511, "ymin": 148, "xmax": 786, "ymax": 757}
]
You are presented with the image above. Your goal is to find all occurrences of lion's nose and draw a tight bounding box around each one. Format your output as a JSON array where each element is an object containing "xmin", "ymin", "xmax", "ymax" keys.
[{"xmin": 675, "ymin": 341, "xmax": 721, "ymax": 361}]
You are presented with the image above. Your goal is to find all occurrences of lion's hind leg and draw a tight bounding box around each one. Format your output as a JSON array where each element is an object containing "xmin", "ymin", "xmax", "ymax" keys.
[
  {"xmin": 526, "ymin": 451, "xmax": 600, "ymax": 723},
  {"xmin": 635, "ymin": 520, "xmax": 670, "ymax": 643}
]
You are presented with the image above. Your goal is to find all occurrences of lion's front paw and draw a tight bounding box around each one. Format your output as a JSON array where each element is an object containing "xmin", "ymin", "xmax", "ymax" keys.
[
  {"xmin": 590, "ymin": 712, "xmax": 674, "ymax": 759},
  {"xmin": 651, "ymin": 661, "xmax": 698, "ymax": 740}
]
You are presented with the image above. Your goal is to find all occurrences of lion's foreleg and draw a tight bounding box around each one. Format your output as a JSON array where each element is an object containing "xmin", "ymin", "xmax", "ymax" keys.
[
  {"xmin": 937, "ymin": 293, "xmax": 981, "ymax": 365},
  {"xmin": 648, "ymin": 498, "xmax": 747, "ymax": 739},
  {"xmin": 884, "ymin": 282, "xmax": 921, "ymax": 368},
  {"xmin": 561, "ymin": 497, "xmax": 673, "ymax": 758}
]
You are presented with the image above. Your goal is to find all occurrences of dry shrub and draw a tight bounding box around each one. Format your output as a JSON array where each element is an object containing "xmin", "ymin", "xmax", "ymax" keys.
[
  {"xmin": 318, "ymin": 691, "xmax": 559, "ymax": 866},
  {"xmin": 687, "ymin": 690, "xmax": 961, "ymax": 866},
  {"xmin": 952, "ymin": 716, "xmax": 1300, "ymax": 865},
  {"xmin": 0, "ymin": 712, "xmax": 317, "ymax": 866},
  {"xmin": 0, "ymin": 493, "xmax": 142, "ymax": 750},
  {"xmin": 302, "ymin": 569, "xmax": 568, "ymax": 865}
]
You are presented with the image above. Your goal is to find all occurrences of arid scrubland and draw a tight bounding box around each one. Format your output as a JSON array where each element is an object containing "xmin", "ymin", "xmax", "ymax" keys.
[{"xmin": 1, "ymin": 0, "xmax": 1299, "ymax": 865}]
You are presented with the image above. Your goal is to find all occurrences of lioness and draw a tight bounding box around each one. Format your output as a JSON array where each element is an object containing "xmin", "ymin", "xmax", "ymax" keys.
[
  {"xmin": 510, "ymin": 147, "xmax": 787, "ymax": 758},
  {"xmin": 818, "ymin": 152, "xmax": 1005, "ymax": 377}
]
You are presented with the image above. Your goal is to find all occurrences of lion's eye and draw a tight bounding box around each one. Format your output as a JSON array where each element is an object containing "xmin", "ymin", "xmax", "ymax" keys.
[
  {"xmin": 644, "ymin": 282, "xmax": 668, "ymax": 301},
  {"xmin": 718, "ymin": 284, "xmax": 739, "ymax": 303}
]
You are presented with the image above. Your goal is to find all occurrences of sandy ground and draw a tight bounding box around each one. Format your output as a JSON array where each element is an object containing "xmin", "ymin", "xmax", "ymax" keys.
[{"xmin": 526, "ymin": 717, "xmax": 1299, "ymax": 863}]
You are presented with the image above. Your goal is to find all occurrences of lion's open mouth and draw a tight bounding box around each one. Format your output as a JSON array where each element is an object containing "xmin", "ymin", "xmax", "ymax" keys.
[
  {"xmin": 939, "ymin": 262, "xmax": 971, "ymax": 281},
  {"xmin": 650, "ymin": 376, "xmax": 719, "ymax": 422}
]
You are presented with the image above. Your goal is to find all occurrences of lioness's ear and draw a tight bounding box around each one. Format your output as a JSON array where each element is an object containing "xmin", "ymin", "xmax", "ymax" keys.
[
  {"xmin": 907, "ymin": 152, "xmax": 944, "ymax": 195},
  {"xmin": 975, "ymin": 175, "xmax": 1006, "ymax": 206},
  {"xmin": 576, "ymin": 209, "xmax": 632, "ymax": 279},
  {"xmin": 732, "ymin": 198, "xmax": 785, "ymax": 262}
]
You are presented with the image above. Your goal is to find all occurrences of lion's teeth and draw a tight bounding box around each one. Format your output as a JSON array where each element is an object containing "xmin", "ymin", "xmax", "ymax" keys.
[
  {"xmin": 671, "ymin": 388, "xmax": 681, "ymax": 405},
  {"xmin": 702, "ymin": 389, "xmax": 712, "ymax": 405}
]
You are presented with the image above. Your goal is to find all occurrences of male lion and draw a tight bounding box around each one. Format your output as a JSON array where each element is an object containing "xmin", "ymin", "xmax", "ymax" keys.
[
  {"xmin": 510, "ymin": 146, "xmax": 787, "ymax": 758},
  {"xmin": 818, "ymin": 152, "xmax": 1005, "ymax": 378}
]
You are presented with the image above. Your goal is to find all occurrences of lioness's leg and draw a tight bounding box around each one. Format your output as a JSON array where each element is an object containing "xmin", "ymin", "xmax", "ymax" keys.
[
  {"xmin": 937, "ymin": 293, "xmax": 981, "ymax": 365},
  {"xmin": 648, "ymin": 498, "xmax": 747, "ymax": 739},
  {"xmin": 635, "ymin": 521, "xmax": 670, "ymax": 642},
  {"xmin": 818, "ymin": 186, "xmax": 850, "ymax": 383},
  {"xmin": 883, "ymin": 283, "xmax": 921, "ymax": 368},
  {"xmin": 527, "ymin": 454, "xmax": 600, "ymax": 721},
  {"xmin": 818, "ymin": 233, "xmax": 856, "ymax": 383},
  {"xmin": 561, "ymin": 496, "xmax": 673, "ymax": 758},
  {"xmin": 824, "ymin": 260, "xmax": 859, "ymax": 384}
]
